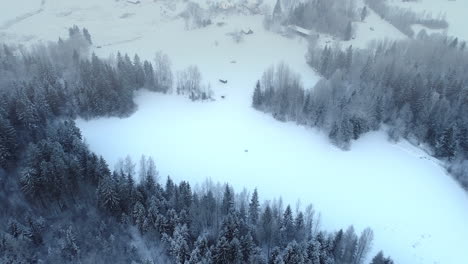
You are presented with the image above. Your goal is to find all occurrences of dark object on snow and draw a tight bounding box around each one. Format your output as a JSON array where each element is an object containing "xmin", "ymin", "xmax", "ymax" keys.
[
  {"xmin": 127, "ymin": 0, "xmax": 140, "ymax": 4},
  {"xmin": 370, "ymin": 27, "xmax": 375, "ymax": 31},
  {"xmin": 221, "ymin": 95, "xmax": 225, "ymax": 99},
  {"xmin": 202, "ymin": 19, "xmax": 212, "ymax": 27},
  {"xmin": 230, "ymin": 60, "xmax": 236, "ymax": 64},
  {"xmin": 219, "ymin": 79, "xmax": 228, "ymax": 84},
  {"xmin": 241, "ymin": 29, "xmax": 254, "ymax": 35},
  {"xmin": 244, "ymin": 149, "xmax": 248, "ymax": 153},
  {"xmin": 96, "ymin": 46, "xmax": 102, "ymax": 48}
]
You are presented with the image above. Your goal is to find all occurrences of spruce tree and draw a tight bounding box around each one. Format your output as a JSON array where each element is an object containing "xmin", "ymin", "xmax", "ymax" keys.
[
  {"xmin": 252, "ymin": 81, "xmax": 263, "ymax": 109},
  {"xmin": 248, "ymin": 188, "xmax": 260, "ymax": 225}
]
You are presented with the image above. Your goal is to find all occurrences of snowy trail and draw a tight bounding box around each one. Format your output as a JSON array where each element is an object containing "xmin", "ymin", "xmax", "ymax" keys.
[
  {"xmin": 98, "ymin": 36, "xmax": 143, "ymax": 48},
  {"xmin": 0, "ymin": 0, "xmax": 45, "ymax": 30}
]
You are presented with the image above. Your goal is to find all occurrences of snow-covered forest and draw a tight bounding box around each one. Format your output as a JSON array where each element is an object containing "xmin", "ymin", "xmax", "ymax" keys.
[
  {"xmin": 253, "ymin": 33, "xmax": 468, "ymax": 186},
  {"xmin": 0, "ymin": 28, "xmax": 386, "ymax": 263},
  {"xmin": 1, "ymin": 0, "xmax": 468, "ymax": 263}
]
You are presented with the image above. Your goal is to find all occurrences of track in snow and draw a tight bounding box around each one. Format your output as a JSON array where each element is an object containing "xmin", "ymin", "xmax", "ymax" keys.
[{"xmin": 0, "ymin": 0, "xmax": 46, "ymax": 30}]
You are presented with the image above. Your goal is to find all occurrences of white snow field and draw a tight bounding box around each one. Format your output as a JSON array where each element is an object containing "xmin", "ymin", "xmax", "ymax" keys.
[{"xmin": 2, "ymin": 0, "xmax": 468, "ymax": 263}]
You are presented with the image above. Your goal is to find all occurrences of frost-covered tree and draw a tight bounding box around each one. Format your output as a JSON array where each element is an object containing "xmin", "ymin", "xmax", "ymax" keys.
[
  {"xmin": 154, "ymin": 51, "xmax": 173, "ymax": 93},
  {"xmin": 248, "ymin": 188, "xmax": 260, "ymax": 225},
  {"xmin": 163, "ymin": 224, "xmax": 191, "ymax": 263}
]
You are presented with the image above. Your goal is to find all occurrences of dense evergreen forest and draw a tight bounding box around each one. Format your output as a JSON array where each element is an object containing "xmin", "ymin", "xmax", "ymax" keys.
[
  {"xmin": 0, "ymin": 28, "xmax": 392, "ymax": 263},
  {"xmin": 252, "ymin": 32, "xmax": 468, "ymax": 188}
]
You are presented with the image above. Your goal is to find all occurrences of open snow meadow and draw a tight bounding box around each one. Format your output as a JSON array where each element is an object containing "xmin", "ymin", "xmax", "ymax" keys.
[{"xmin": 2, "ymin": 0, "xmax": 468, "ymax": 263}]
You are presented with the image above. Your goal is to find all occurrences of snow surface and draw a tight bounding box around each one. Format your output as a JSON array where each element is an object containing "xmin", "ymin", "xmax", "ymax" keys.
[
  {"xmin": 0, "ymin": 0, "xmax": 43, "ymax": 28},
  {"xmin": 77, "ymin": 90, "xmax": 468, "ymax": 264},
  {"xmin": 349, "ymin": 0, "xmax": 407, "ymax": 47},
  {"xmin": 2, "ymin": 0, "xmax": 468, "ymax": 263}
]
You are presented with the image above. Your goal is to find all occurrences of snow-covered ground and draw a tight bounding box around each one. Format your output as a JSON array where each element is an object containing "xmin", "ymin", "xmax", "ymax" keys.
[
  {"xmin": 3, "ymin": 0, "xmax": 468, "ymax": 263},
  {"xmin": 0, "ymin": 0, "xmax": 44, "ymax": 28},
  {"xmin": 77, "ymin": 89, "xmax": 468, "ymax": 264}
]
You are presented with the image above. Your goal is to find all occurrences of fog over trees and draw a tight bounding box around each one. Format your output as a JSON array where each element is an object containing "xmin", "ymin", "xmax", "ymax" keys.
[
  {"xmin": 365, "ymin": 0, "xmax": 448, "ymax": 37},
  {"xmin": 287, "ymin": 0, "xmax": 358, "ymax": 40},
  {"xmin": 264, "ymin": 0, "xmax": 358, "ymax": 40},
  {"xmin": 0, "ymin": 27, "xmax": 391, "ymax": 263},
  {"xmin": 252, "ymin": 33, "xmax": 468, "ymax": 188}
]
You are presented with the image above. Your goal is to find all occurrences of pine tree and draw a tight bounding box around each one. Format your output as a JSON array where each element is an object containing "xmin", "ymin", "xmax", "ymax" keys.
[
  {"xmin": 165, "ymin": 177, "xmax": 176, "ymax": 209},
  {"xmin": 228, "ymin": 238, "xmax": 243, "ymax": 263},
  {"xmin": 134, "ymin": 54, "xmax": 146, "ymax": 88},
  {"xmin": 294, "ymin": 212, "xmax": 305, "ymax": 242},
  {"xmin": 213, "ymin": 236, "xmax": 231, "ymax": 264},
  {"xmin": 273, "ymin": 0, "xmax": 282, "ymax": 19},
  {"xmin": 370, "ymin": 251, "xmax": 385, "ymax": 264},
  {"xmin": 370, "ymin": 251, "xmax": 394, "ymax": 264},
  {"xmin": 164, "ymin": 224, "xmax": 191, "ymax": 263},
  {"xmin": 179, "ymin": 181, "xmax": 192, "ymax": 210},
  {"xmin": 61, "ymin": 226, "xmax": 80, "ymax": 261},
  {"xmin": 252, "ymin": 81, "xmax": 263, "ymax": 109},
  {"xmin": 457, "ymin": 127, "xmax": 468, "ymax": 155},
  {"xmin": 344, "ymin": 21, "xmax": 353, "ymax": 41},
  {"xmin": 248, "ymin": 188, "xmax": 260, "ymax": 225},
  {"xmin": 0, "ymin": 114, "xmax": 17, "ymax": 168},
  {"xmin": 143, "ymin": 61, "xmax": 156, "ymax": 89},
  {"xmin": 20, "ymin": 166, "xmax": 41, "ymax": 201},
  {"xmin": 332, "ymin": 229, "xmax": 344, "ymax": 261},
  {"xmin": 261, "ymin": 205, "xmax": 274, "ymax": 256},
  {"xmin": 189, "ymin": 235, "xmax": 212, "ymax": 264},
  {"xmin": 360, "ymin": 7, "xmax": 368, "ymax": 21},
  {"xmin": 345, "ymin": 45, "xmax": 353, "ymax": 72},
  {"xmin": 269, "ymin": 247, "xmax": 283, "ymax": 264},
  {"xmin": 280, "ymin": 205, "xmax": 295, "ymax": 246},
  {"xmin": 306, "ymin": 239, "xmax": 321, "ymax": 264},
  {"xmin": 320, "ymin": 46, "xmax": 331, "ymax": 77},
  {"xmin": 133, "ymin": 201, "xmax": 147, "ymax": 233},
  {"xmin": 449, "ymin": 37, "xmax": 459, "ymax": 48},
  {"xmin": 240, "ymin": 232, "xmax": 255, "ymax": 262},
  {"xmin": 283, "ymin": 241, "xmax": 305, "ymax": 264},
  {"xmin": 222, "ymin": 185, "xmax": 235, "ymax": 215},
  {"xmin": 436, "ymin": 126, "xmax": 456, "ymax": 159},
  {"xmin": 82, "ymin": 28, "xmax": 92, "ymax": 44},
  {"xmin": 97, "ymin": 174, "xmax": 120, "ymax": 214}
]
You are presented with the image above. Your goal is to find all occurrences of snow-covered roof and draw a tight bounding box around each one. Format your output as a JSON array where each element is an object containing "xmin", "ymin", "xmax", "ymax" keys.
[{"xmin": 288, "ymin": 25, "xmax": 312, "ymax": 36}]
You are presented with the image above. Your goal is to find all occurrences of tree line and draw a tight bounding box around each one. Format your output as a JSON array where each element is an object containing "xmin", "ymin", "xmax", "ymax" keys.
[
  {"xmin": 365, "ymin": 0, "xmax": 448, "ymax": 37},
  {"xmin": 286, "ymin": 0, "xmax": 358, "ymax": 40},
  {"xmin": 0, "ymin": 28, "xmax": 391, "ymax": 263},
  {"xmin": 252, "ymin": 33, "xmax": 468, "ymax": 188}
]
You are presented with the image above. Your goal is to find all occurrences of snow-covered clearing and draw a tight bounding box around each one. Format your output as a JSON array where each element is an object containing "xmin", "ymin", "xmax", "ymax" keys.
[
  {"xmin": 77, "ymin": 89, "xmax": 468, "ymax": 264},
  {"xmin": 3, "ymin": 0, "xmax": 468, "ymax": 263}
]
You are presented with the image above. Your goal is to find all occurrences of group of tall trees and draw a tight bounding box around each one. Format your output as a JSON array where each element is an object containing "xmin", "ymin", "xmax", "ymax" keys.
[
  {"xmin": 0, "ymin": 28, "xmax": 392, "ymax": 263},
  {"xmin": 176, "ymin": 65, "xmax": 213, "ymax": 101},
  {"xmin": 365, "ymin": 0, "xmax": 448, "ymax": 37},
  {"xmin": 253, "ymin": 33, "xmax": 468, "ymax": 187},
  {"xmin": 285, "ymin": 0, "xmax": 358, "ymax": 40},
  {"xmin": 89, "ymin": 155, "xmax": 380, "ymax": 264}
]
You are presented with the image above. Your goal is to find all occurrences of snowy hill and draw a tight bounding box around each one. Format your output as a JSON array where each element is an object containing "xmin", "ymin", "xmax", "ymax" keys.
[{"xmin": 2, "ymin": 0, "xmax": 468, "ymax": 264}]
